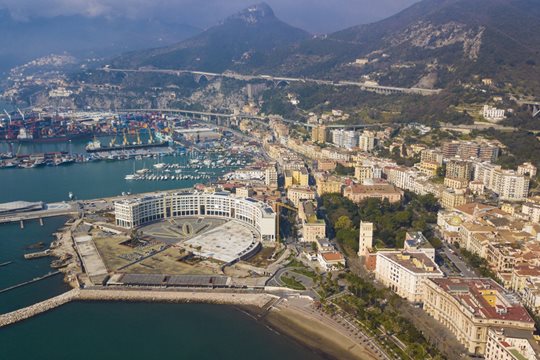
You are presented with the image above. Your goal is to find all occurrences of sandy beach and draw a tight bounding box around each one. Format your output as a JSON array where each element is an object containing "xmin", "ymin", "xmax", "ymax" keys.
[{"xmin": 261, "ymin": 299, "xmax": 381, "ymax": 360}]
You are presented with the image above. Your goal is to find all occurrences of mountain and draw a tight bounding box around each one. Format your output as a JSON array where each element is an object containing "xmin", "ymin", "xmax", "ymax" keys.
[
  {"xmin": 111, "ymin": 3, "xmax": 310, "ymax": 72},
  {"xmin": 0, "ymin": 11, "xmax": 200, "ymax": 73},
  {"xmin": 249, "ymin": 0, "xmax": 540, "ymax": 91}
]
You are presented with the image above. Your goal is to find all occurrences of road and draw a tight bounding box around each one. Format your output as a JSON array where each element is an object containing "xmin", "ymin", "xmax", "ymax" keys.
[
  {"xmin": 102, "ymin": 67, "xmax": 442, "ymax": 96},
  {"xmin": 440, "ymin": 244, "xmax": 477, "ymax": 277}
]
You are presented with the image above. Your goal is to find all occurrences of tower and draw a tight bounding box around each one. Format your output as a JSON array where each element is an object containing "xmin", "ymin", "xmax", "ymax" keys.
[{"xmin": 358, "ymin": 221, "xmax": 373, "ymax": 257}]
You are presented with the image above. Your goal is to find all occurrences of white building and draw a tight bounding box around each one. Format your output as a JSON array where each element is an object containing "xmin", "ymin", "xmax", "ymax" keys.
[
  {"xmin": 518, "ymin": 162, "xmax": 538, "ymax": 178},
  {"xmin": 483, "ymin": 105, "xmax": 506, "ymax": 122},
  {"xmin": 358, "ymin": 131, "xmax": 377, "ymax": 152},
  {"xmin": 474, "ymin": 163, "xmax": 530, "ymax": 201},
  {"xmin": 331, "ymin": 129, "xmax": 358, "ymax": 149},
  {"xmin": 115, "ymin": 191, "xmax": 276, "ymax": 241},
  {"xmin": 317, "ymin": 251, "xmax": 346, "ymax": 271},
  {"xmin": 265, "ymin": 164, "xmax": 278, "ymax": 188},
  {"xmin": 485, "ymin": 328, "xmax": 539, "ymax": 360},
  {"xmin": 522, "ymin": 201, "xmax": 540, "ymax": 223},
  {"xmin": 375, "ymin": 251, "xmax": 443, "ymax": 303}
]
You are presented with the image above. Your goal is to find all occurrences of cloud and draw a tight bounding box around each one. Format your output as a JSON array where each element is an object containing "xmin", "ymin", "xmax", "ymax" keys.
[{"xmin": 0, "ymin": 0, "xmax": 419, "ymax": 32}]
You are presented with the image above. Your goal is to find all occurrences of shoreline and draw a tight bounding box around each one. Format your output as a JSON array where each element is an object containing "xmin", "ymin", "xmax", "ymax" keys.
[
  {"xmin": 1, "ymin": 288, "xmax": 383, "ymax": 360},
  {"xmin": 260, "ymin": 304, "xmax": 380, "ymax": 360}
]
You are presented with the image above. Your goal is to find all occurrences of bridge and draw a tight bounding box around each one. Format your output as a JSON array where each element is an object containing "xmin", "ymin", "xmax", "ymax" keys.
[
  {"xmin": 0, "ymin": 202, "xmax": 80, "ymax": 225},
  {"xmin": 517, "ymin": 100, "xmax": 540, "ymax": 117},
  {"xmin": 117, "ymin": 108, "xmax": 381, "ymax": 130},
  {"xmin": 102, "ymin": 67, "xmax": 441, "ymax": 96}
]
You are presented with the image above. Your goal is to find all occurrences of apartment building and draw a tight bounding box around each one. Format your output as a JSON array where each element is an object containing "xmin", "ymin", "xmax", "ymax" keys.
[
  {"xmin": 423, "ymin": 277, "xmax": 535, "ymax": 356},
  {"xmin": 375, "ymin": 251, "xmax": 443, "ymax": 303}
]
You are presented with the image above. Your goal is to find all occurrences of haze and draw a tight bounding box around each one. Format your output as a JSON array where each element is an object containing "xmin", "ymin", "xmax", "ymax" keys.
[{"xmin": 0, "ymin": 0, "xmax": 419, "ymax": 33}]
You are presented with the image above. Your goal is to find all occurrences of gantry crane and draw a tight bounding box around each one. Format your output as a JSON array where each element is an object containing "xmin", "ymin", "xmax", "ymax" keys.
[
  {"xmin": 148, "ymin": 128, "xmax": 154, "ymax": 144},
  {"xmin": 275, "ymin": 202, "xmax": 297, "ymax": 243},
  {"xmin": 122, "ymin": 128, "xmax": 129, "ymax": 146}
]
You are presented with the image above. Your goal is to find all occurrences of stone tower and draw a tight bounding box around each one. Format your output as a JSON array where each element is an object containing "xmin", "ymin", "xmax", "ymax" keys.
[{"xmin": 358, "ymin": 221, "xmax": 373, "ymax": 257}]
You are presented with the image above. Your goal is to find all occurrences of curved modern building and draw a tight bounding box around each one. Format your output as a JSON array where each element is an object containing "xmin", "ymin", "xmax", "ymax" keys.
[{"xmin": 114, "ymin": 191, "xmax": 276, "ymax": 242}]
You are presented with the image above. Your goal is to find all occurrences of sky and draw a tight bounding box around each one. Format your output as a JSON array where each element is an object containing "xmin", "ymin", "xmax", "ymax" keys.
[{"xmin": 0, "ymin": 0, "xmax": 420, "ymax": 33}]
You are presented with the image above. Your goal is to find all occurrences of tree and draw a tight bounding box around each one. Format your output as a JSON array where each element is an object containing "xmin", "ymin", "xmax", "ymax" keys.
[{"xmin": 335, "ymin": 215, "xmax": 353, "ymax": 231}]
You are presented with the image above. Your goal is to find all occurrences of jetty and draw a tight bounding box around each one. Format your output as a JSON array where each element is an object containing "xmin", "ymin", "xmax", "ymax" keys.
[
  {"xmin": 0, "ymin": 289, "xmax": 80, "ymax": 327},
  {"xmin": 24, "ymin": 249, "xmax": 51, "ymax": 259},
  {"xmin": 0, "ymin": 271, "xmax": 61, "ymax": 294},
  {"xmin": 0, "ymin": 287, "xmax": 278, "ymax": 328}
]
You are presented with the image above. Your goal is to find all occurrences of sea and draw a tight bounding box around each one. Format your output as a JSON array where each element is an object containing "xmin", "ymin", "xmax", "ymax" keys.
[{"xmin": 0, "ymin": 139, "xmax": 324, "ymax": 360}]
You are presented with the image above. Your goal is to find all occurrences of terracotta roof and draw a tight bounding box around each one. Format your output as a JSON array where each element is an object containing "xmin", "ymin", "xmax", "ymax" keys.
[
  {"xmin": 321, "ymin": 252, "xmax": 344, "ymax": 262},
  {"xmin": 429, "ymin": 277, "xmax": 534, "ymax": 324}
]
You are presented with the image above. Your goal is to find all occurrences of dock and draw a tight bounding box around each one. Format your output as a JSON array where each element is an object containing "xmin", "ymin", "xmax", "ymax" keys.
[
  {"xmin": 24, "ymin": 249, "xmax": 51, "ymax": 259},
  {"xmin": 0, "ymin": 202, "xmax": 79, "ymax": 225}
]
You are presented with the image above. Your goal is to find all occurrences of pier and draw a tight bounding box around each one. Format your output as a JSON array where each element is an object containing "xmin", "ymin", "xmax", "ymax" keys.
[
  {"xmin": 0, "ymin": 271, "xmax": 61, "ymax": 294},
  {"xmin": 24, "ymin": 249, "xmax": 51, "ymax": 259},
  {"xmin": 0, "ymin": 202, "xmax": 79, "ymax": 225}
]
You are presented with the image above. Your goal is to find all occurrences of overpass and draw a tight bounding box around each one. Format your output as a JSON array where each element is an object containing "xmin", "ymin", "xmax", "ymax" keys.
[
  {"xmin": 117, "ymin": 108, "xmax": 381, "ymax": 130},
  {"xmin": 102, "ymin": 67, "xmax": 441, "ymax": 96},
  {"xmin": 516, "ymin": 99, "xmax": 540, "ymax": 117}
]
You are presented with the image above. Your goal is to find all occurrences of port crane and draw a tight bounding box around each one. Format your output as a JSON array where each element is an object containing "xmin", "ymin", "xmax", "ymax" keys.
[
  {"xmin": 275, "ymin": 202, "xmax": 297, "ymax": 243},
  {"xmin": 3, "ymin": 109, "xmax": 11, "ymax": 124},
  {"xmin": 16, "ymin": 108, "xmax": 25, "ymax": 122},
  {"xmin": 148, "ymin": 128, "xmax": 154, "ymax": 144},
  {"xmin": 122, "ymin": 129, "xmax": 129, "ymax": 146}
]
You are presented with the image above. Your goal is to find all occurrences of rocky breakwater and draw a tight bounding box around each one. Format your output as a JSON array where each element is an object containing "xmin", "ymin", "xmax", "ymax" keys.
[
  {"xmin": 0, "ymin": 289, "xmax": 80, "ymax": 328},
  {"xmin": 78, "ymin": 288, "xmax": 277, "ymax": 307}
]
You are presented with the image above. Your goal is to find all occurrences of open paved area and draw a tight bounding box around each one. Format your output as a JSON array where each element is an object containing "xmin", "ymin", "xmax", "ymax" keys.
[
  {"xmin": 74, "ymin": 235, "xmax": 108, "ymax": 283},
  {"xmin": 182, "ymin": 220, "xmax": 259, "ymax": 263},
  {"xmin": 140, "ymin": 217, "xmax": 228, "ymax": 244}
]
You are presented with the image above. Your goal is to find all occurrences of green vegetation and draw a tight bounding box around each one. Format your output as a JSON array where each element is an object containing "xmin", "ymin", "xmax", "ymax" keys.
[
  {"xmin": 459, "ymin": 249, "xmax": 497, "ymax": 280},
  {"xmin": 285, "ymin": 258, "xmax": 318, "ymax": 280},
  {"xmin": 335, "ymin": 273, "xmax": 444, "ymax": 360},
  {"xmin": 281, "ymin": 275, "xmax": 306, "ymax": 290},
  {"xmin": 334, "ymin": 163, "xmax": 355, "ymax": 176},
  {"xmin": 321, "ymin": 192, "xmax": 440, "ymax": 253},
  {"xmin": 480, "ymin": 129, "xmax": 540, "ymax": 169}
]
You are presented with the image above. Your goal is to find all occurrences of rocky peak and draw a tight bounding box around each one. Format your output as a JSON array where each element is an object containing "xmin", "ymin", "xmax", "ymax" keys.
[{"xmin": 226, "ymin": 3, "xmax": 275, "ymax": 25}]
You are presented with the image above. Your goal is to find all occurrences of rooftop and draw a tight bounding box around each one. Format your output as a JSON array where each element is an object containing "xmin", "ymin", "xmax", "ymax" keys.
[
  {"xmin": 429, "ymin": 278, "xmax": 534, "ymax": 324},
  {"xmin": 380, "ymin": 251, "xmax": 441, "ymax": 274}
]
